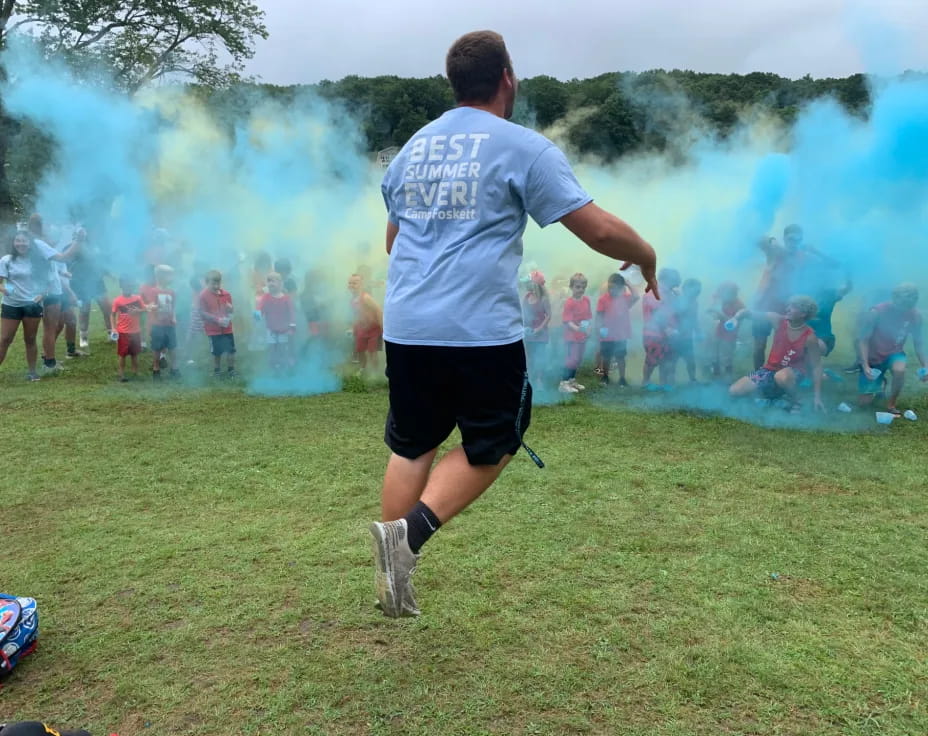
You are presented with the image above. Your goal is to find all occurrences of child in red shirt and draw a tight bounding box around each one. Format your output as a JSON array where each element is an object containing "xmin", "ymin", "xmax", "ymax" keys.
[
  {"xmin": 348, "ymin": 273, "xmax": 383, "ymax": 376},
  {"xmin": 256, "ymin": 272, "xmax": 296, "ymax": 372},
  {"xmin": 147, "ymin": 264, "xmax": 179, "ymax": 379},
  {"xmin": 198, "ymin": 269, "xmax": 236, "ymax": 377},
  {"xmin": 595, "ymin": 272, "xmax": 638, "ymax": 386},
  {"xmin": 642, "ymin": 268, "xmax": 680, "ymax": 390},
  {"xmin": 560, "ymin": 272, "xmax": 592, "ymax": 393},
  {"xmin": 708, "ymin": 281, "xmax": 744, "ymax": 379},
  {"xmin": 728, "ymin": 295, "xmax": 825, "ymax": 413},
  {"xmin": 111, "ymin": 276, "xmax": 146, "ymax": 381}
]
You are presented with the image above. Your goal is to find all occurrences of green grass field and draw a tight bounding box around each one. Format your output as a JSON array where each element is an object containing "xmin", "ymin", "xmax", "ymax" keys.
[{"xmin": 1, "ymin": 327, "xmax": 926, "ymax": 736}]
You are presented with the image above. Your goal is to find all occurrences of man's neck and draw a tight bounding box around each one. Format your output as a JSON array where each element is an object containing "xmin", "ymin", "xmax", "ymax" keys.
[{"xmin": 458, "ymin": 100, "xmax": 505, "ymax": 118}]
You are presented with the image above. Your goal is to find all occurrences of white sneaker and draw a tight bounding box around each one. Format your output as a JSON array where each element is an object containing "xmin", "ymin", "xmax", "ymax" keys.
[
  {"xmin": 369, "ymin": 519, "xmax": 420, "ymax": 618},
  {"xmin": 79, "ymin": 333, "xmax": 89, "ymax": 349},
  {"xmin": 558, "ymin": 380, "xmax": 579, "ymax": 394},
  {"xmin": 569, "ymin": 378, "xmax": 586, "ymax": 391}
]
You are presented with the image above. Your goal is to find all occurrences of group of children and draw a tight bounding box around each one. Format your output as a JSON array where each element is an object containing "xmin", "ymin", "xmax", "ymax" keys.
[
  {"xmin": 0, "ymin": 219, "xmax": 388, "ymax": 383},
  {"xmin": 110, "ymin": 267, "xmax": 236, "ymax": 380},
  {"xmin": 246, "ymin": 251, "xmax": 384, "ymax": 376},
  {"xmin": 110, "ymin": 263, "xmax": 385, "ymax": 382},
  {"xmin": 524, "ymin": 267, "xmax": 713, "ymax": 395},
  {"xmin": 3, "ymin": 216, "xmax": 923, "ymax": 414},
  {"xmin": 523, "ymin": 265, "xmax": 927, "ymax": 415}
]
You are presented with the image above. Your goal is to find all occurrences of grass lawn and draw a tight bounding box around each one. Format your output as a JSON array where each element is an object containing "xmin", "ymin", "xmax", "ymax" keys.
[{"xmin": 1, "ymin": 330, "xmax": 926, "ymax": 735}]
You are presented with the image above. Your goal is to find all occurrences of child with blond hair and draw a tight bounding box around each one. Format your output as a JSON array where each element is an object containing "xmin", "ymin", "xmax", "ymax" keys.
[
  {"xmin": 729, "ymin": 294, "xmax": 825, "ymax": 413},
  {"xmin": 560, "ymin": 272, "xmax": 592, "ymax": 393}
]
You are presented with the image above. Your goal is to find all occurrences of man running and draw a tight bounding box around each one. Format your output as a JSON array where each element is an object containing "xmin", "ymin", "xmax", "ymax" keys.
[{"xmin": 370, "ymin": 30, "xmax": 659, "ymax": 617}]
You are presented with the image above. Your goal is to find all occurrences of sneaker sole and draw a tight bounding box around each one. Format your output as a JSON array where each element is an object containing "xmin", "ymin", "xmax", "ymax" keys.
[{"xmin": 369, "ymin": 522, "xmax": 400, "ymax": 618}]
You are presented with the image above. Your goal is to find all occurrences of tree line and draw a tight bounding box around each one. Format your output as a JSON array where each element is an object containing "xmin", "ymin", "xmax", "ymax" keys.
[
  {"xmin": 206, "ymin": 68, "xmax": 876, "ymax": 165},
  {"xmin": 309, "ymin": 69, "xmax": 874, "ymax": 159}
]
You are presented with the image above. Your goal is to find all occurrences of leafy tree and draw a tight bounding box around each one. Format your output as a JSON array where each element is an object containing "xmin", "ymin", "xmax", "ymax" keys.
[
  {"xmin": 0, "ymin": 0, "xmax": 268, "ymax": 221},
  {"xmin": 519, "ymin": 74, "xmax": 568, "ymax": 128}
]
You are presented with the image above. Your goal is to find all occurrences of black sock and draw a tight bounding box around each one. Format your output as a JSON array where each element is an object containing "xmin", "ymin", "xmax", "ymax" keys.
[
  {"xmin": 43, "ymin": 357, "xmax": 55, "ymax": 367},
  {"xmin": 403, "ymin": 501, "xmax": 441, "ymax": 554},
  {"xmin": 67, "ymin": 341, "xmax": 76, "ymax": 353}
]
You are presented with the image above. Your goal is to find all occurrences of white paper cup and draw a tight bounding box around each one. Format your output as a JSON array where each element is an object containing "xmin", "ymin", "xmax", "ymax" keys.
[{"xmin": 622, "ymin": 265, "xmax": 645, "ymax": 286}]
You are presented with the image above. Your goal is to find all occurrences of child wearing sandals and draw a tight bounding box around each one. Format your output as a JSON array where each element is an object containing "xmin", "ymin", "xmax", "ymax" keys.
[{"xmin": 727, "ymin": 294, "xmax": 825, "ymax": 413}]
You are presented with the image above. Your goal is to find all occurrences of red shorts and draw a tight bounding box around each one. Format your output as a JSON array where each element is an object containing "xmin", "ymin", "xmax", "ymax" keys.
[
  {"xmin": 354, "ymin": 328, "xmax": 382, "ymax": 353},
  {"xmin": 117, "ymin": 332, "xmax": 142, "ymax": 357},
  {"xmin": 643, "ymin": 336, "xmax": 673, "ymax": 369}
]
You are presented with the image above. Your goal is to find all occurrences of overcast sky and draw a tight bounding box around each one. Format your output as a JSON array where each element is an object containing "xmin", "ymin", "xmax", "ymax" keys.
[{"xmin": 245, "ymin": 0, "xmax": 928, "ymax": 85}]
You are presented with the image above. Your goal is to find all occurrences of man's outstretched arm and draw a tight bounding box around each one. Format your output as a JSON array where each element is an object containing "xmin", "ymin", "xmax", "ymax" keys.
[{"xmin": 560, "ymin": 203, "xmax": 659, "ymax": 298}]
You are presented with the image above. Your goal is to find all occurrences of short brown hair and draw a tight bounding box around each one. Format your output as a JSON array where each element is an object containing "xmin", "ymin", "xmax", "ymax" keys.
[{"xmin": 446, "ymin": 31, "xmax": 512, "ymax": 104}]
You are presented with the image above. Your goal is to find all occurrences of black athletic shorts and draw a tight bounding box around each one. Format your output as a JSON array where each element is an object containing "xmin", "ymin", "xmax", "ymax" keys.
[
  {"xmin": 42, "ymin": 294, "xmax": 63, "ymax": 308},
  {"xmin": 600, "ymin": 340, "xmax": 628, "ymax": 361},
  {"xmin": 384, "ymin": 340, "xmax": 532, "ymax": 466},
  {"xmin": 209, "ymin": 333, "xmax": 236, "ymax": 356},
  {"xmin": 151, "ymin": 325, "xmax": 178, "ymax": 352},
  {"xmin": 72, "ymin": 278, "xmax": 106, "ymax": 305},
  {"xmin": 1, "ymin": 302, "xmax": 43, "ymax": 320}
]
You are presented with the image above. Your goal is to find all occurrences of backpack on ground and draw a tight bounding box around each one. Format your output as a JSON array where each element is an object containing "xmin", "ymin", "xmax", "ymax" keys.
[{"xmin": 0, "ymin": 594, "xmax": 39, "ymax": 679}]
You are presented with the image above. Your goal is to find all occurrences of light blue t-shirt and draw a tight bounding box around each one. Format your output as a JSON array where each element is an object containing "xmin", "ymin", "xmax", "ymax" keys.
[
  {"xmin": 0, "ymin": 254, "xmax": 53, "ymax": 307},
  {"xmin": 381, "ymin": 107, "xmax": 592, "ymax": 346}
]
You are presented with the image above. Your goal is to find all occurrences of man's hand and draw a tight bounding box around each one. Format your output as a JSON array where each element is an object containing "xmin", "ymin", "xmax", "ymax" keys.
[{"xmin": 621, "ymin": 260, "xmax": 659, "ymax": 299}]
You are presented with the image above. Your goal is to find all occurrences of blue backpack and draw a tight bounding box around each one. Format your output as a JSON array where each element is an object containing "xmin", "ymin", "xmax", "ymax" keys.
[{"xmin": 0, "ymin": 595, "xmax": 39, "ymax": 680}]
